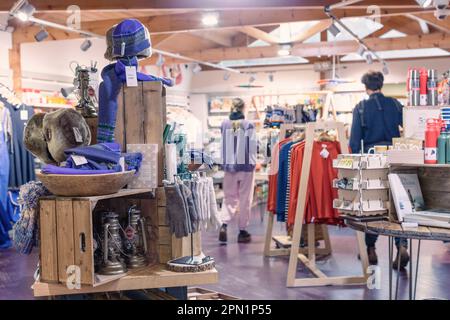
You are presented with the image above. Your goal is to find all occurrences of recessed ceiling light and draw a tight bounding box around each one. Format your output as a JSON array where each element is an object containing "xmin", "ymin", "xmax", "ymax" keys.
[{"xmin": 202, "ymin": 13, "xmax": 219, "ymax": 27}]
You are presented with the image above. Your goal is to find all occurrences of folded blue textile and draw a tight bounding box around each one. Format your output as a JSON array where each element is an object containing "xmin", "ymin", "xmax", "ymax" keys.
[{"xmin": 42, "ymin": 164, "xmax": 115, "ymax": 175}]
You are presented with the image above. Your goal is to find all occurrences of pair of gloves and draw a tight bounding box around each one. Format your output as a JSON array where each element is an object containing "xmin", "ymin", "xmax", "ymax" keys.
[{"xmin": 165, "ymin": 181, "xmax": 196, "ymax": 238}]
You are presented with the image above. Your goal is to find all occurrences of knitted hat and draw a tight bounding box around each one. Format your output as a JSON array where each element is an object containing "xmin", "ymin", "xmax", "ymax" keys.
[
  {"xmin": 112, "ymin": 19, "xmax": 152, "ymax": 59},
  {"xmin": 104, "ymin": 25, "xmax": 117, "ymax": 61}
]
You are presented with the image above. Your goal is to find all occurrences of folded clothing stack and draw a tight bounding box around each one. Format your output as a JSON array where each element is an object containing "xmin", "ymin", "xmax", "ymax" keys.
[{"xmin": 41, "ymin": 142, "xmax": 142, "ymax": 175}]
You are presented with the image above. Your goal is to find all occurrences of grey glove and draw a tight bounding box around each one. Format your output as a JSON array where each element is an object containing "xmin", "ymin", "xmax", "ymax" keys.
[
  {"xmin": 165, "ymin": 184, "xmax": 189, "ymax": 238},
  {"xmin": 182, "ymin": 181, "xmax": 198, "ymax": 233}
]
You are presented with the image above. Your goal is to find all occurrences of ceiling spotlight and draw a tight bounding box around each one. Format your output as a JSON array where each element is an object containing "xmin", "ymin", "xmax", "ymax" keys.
[
  {"xmin": 382, "ymin": 63, "xmax": 389, "ymax": 75},
  {"xmin": 357, "ymin": 45, "xmax": 366, "ymax": 57},
  {"xmin": 249, "ymin": 74, "xmax": 256, "ymax": 83},
  {"xmin": 268, "ymin": 73, "xmax": 274, "ymax": 82},
  {"xmin": 415, "ymin": 0, "xmax": 433, "ymax": 7},
  {"xmin": 15, "ymin": 1, "xmax": 36, "ymax": 22},
  {"xmin": 223, "ymin": 72, "xmax": 231, "ymax": 81},
  {"xmin": 80, "ymin": 39, "xmax": 92, "ymax": 51},
  {"xmin": 34, "ymin": 28, "xmax": 48, "ymax": 42},
  {"xmin": 328, "ymin": 22, "xmax": 341, "ymax": 37},
  {"xmin": 277, "ymin": 44, "xmax": 291, "ymax": 57},
  {"xmin": 192, "ymin": 63, "xmax": 202, "ymax": 74},
  {"xmin": 365, "ymin": 53, "xmax": 373, "ymax": 65},
  {"xmin": 156, "ymin": 54, "xmax": 165, "ymax": 67},
  {"xmin": 202, "ymin": 12, "xmax": 219, "ymax": 27}
]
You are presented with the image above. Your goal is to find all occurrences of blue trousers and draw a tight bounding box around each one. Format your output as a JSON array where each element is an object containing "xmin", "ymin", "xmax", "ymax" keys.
[
  {"xmin": 366, "ymin": 233, "xmax": 408, "ymax": 249},
  {"xmin": 0, "ymin": 125, "xmax": 11, "ymax": 249}
]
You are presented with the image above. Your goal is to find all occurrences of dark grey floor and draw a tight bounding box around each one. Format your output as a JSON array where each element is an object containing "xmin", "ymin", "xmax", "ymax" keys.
[{"xmin": 1, "ymin": 213, "xmax": 449, "ymax": 300}]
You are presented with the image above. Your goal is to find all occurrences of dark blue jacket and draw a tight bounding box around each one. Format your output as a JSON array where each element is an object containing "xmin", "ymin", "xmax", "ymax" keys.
[{"xmin": 349, "ymin": 92, "xmax": 403, "ymax": 154}]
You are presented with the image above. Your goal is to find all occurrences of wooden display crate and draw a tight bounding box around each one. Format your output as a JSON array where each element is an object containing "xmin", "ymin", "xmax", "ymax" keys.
[{"xmin": 39, "ymin": 188, "xmax": 201, "ymax": 287}]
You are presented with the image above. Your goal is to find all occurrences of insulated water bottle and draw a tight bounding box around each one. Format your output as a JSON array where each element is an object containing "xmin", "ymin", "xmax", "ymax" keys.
[
  {"xmin": 428, "ymin": 69, "xmax": 438, "ymax": 106},
  {"xmin": 437, "ymin": 129, "xmax": 447, "ymax": 164}
]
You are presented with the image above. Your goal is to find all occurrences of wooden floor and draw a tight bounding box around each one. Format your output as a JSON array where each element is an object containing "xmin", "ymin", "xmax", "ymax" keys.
[{"xmin": 1, "ymin": 212, "xmax": 450, "ymax": 300}]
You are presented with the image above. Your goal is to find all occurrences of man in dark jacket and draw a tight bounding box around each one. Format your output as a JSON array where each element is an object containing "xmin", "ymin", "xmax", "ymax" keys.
[{"xmin": 350, "ymin": 71, "xmax": 409, "ymax": 270}]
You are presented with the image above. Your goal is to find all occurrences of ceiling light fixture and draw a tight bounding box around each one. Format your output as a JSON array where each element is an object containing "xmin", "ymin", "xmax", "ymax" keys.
[
  {"xmin": 249, "ymin": 74, "xmax": 256, "ymax": 83},
  {"xmin": 365, "ymin": 53, "xmax": 373, "ymax": 65},
  {"xmin": 415, "ymin": 0, "xmax": 433, "ymax": 7},
  {"xmin": 223, "ymin": 72, "xmax": 231, "ymax": 81},
  {"xmin": 192, "ymin": 63, "xmax": 202, "ymax": 74},
  {"xmin": 268, "ymin": 73, "xmax": 274, "ymax": 82},
  {"xmin": 277, "ymin": 44, "xmax": 292, "ymax": 56},
  {"xmin": 202, "ymin": 12, "xmax": 219, "ymax": 27},
  {"xmin": 328, "ymin": 22, "xmax": 341, "ymax": 37},
  {"xmin": 34, "ymin": 27, "xmax": 48, "ymax": 42},
  {"xmin": 382, "ymin": 63, "xmax": 389, "ymax": 75},
  {"xmin": 14, "ymin": 0, "xmax": 35, "ymax": 22},
  {"xmin": 357, "ymin": 45, "xmax": 366, "ymax": 57},
  {"xmin": 80, "ymin": 39, "xmax": 92, "ymax": 51}
]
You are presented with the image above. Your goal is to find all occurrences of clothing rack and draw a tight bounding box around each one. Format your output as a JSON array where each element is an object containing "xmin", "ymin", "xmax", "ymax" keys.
[
  {"xmin": 263, "ymin": 123, "xmax": 332, "ymax": 258},
  {"xmin": 286, "ymin": 120, "xmax": 369, "ymax": 287}
]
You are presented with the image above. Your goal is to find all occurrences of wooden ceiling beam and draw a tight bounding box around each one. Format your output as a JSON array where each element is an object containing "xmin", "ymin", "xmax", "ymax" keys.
[
  {"xmin": 189, "ymin": 31, "xmax": 233, "ymax": 47},
  {"xmin": 409, "ymin": 13, "xmax": 450, "ymax": 34},
  {"xmin": 0, "ymin": 1, "xmax": 422, "ymax": 12},
  {"xmin": 165, "ymin": 32, "xmax": 450, "ymax": 62},
  {"xmin": 79, "ymin": 8, "xmax": 432, "ymax": 36},
  {"xmin": 239, "ymin": 26, "xmax": 281, "ymax": 44},
  {"xmin": 290, "ymin": 19, "xmax": 332, "ymax": 43}
]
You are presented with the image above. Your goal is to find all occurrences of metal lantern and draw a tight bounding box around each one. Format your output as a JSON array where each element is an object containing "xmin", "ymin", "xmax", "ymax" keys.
[{"xmin": 123, "ymin": 205, "xmax": 148, "ymax": 269}]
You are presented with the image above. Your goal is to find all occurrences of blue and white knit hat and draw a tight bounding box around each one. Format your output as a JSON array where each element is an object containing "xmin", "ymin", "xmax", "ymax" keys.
[{"xmin": 112, "ymin": 19, "xmax": 152, "ymax": 59}]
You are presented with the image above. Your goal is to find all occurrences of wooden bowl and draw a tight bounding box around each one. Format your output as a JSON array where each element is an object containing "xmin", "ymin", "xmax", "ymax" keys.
[{"xmin": 37, "ymin": 170, "xmax": 136, "ymax": 197}]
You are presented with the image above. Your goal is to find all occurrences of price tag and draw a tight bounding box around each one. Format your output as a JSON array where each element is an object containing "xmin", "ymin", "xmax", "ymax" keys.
[
  {"xmin": 119, "ymin": 156, "xmax": 125, "ymax": 171},
  {"xmin": 71, "ymin": 155, "xmax": 88, "ymax": 166},
  {"xmin": 320, "ymin": 144, "xmax": 329, "ymax": 159},
  {"xmin": 337, "ymin": 158, "xmax": 354, "ymax": 169},
  {"xmin": 20, "ymin": 110, "xmax": 28, "ymax": 121},
  {"xmin": 125, "ymin": 66, "xmax": 138, "ymax": 87},
  {"xmin": 73, "ymin": 127, "xmax": 83, "ymax": 143}
]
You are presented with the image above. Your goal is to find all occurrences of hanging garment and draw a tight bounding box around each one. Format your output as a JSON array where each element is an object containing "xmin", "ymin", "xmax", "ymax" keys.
[
  {"xmin": 6, "ymin": 190, "xmax": 20, "ymax": 223},
  {"xmin": 0, "ymin": 107, "xmax": 11, "ymax": 248},
  {"xmin": 12, "ymin": 181, "xmax": 50, "ymax": 254},
  {"xmin": 275, "ymin": 141, "xmax": 293, "ymax": 221},
  {"xmin": 219, "ymin": 171, "xmax": 255, "ymax": 230},
  {"xmin": 286, "ymin": 140, "xmax": 343, "ymax": 227},
  {"xmin": 206, "ymin": 177, "xmax": 221, "ymax": 230},
  {"xmin": 3, "ymin": 101, "xmax": 35, "ymax": 188},
  {"xmin": 267, "ymin": 138, "xmax": 291, "ymax": 214}
]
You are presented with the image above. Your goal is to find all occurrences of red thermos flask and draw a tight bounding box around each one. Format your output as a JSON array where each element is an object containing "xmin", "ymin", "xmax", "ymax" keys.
[
  {"xmin": 420, "ymin": 68, "xmax": 428, "ymax": 106},
  {"xmin": 425, "ymin": 119, "xmax": 441, "ymax": 164}
]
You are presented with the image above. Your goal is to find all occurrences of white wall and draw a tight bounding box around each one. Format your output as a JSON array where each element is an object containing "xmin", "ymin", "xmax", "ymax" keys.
[{"xmin": 0, "ymin": 31, "xmax": 12, "ymax": 87}]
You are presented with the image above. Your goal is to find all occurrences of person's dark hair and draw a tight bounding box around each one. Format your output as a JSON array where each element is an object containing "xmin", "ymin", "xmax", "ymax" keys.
[
  {"xmin": 361, "ymin": 71, "xmax": 384, "ymax": 91},
  {"xmin": 229, "ymin": 98, "xmax": 245, "ymax": 120}
]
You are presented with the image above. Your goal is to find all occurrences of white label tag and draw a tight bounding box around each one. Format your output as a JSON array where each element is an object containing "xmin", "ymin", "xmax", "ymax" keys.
[
  {"xmin": 71, "ymin": 155, "xmax": 88, "ymax": 166},
  {"xmin": 125, "ymin": 66, "xmax": 138, "ymax": 87},
  {"xmin": 320, "ymin": 145, "xmax": 329, "ymax": 159},
  {"xmin": 119, "ymin": 156, "xmax": 125, "ymax": 171},
  {"xmin": 73, "ymin": 127, "xmax": 83, "ymax": 143},
  {"xmin": 20, "ymin": 110, "xmax": 28, "ymax": 121}
]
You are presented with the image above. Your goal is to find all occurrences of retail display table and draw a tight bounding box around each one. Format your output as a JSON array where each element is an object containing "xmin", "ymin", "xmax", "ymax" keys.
[
  {"xmin": 345, "ymin": 219, "xmax": 450, "ymax": 300},
  {"xmin": 32, "ymin": 264, "xmax": 218, "ymax": 297}
]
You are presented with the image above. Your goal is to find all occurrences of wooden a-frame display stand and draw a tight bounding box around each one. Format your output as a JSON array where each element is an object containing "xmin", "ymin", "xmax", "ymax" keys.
[
  {"xmin": 286, "ymin": 121, "xmax": 369, "ymax": 287},
  {"xmin": 263, "ymin": 123, "xmax": 332, "ymax": 258}
]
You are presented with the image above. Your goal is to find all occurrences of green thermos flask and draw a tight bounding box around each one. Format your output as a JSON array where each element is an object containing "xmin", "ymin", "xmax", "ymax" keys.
[{"xmin": 438, "ymin": 129, "xmax": 447, "ymax": 164}]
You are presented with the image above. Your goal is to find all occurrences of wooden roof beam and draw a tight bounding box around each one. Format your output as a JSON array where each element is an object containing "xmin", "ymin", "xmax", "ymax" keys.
[{"xmin": 165, "ymin": 32, "xmax": 450, "ymax": 62}]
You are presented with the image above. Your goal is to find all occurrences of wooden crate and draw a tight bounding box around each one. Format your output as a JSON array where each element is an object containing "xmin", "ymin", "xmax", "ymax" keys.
[
  {"xmin": 188, "ymin": 288, "xmax": 240, "ymax": 300},
  {"xmin": 39, "ymin": 188, "xmax": 201, "ymax": 287},
  {"xmin": 115, "ymin": 81, "xmax": 166, "ymax": 186}
]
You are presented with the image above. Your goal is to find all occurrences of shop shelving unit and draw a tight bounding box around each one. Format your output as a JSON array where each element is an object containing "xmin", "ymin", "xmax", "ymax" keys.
[{"xmin": 34, "ymin": 81, "xmax": 218, "ymax": 298}]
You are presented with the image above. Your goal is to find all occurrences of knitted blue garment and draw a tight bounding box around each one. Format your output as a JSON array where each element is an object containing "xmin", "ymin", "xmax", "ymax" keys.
[
  {"xmin": 112, "ymin": 19, "xmax": 151, "ymax": 58},
  {"xmin": 97, "ymin": 57, "xmax": 173, "ymax": 143}
]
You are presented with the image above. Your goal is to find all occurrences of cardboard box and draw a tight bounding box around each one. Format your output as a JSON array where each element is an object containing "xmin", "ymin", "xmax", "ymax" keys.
[
  {"xmin": 387, "ymin": 149, "xmax": 424, "ymax": 165},
  {"xmin": 403, "ymin": 106, "xmax": 441, "ymax": 140}
]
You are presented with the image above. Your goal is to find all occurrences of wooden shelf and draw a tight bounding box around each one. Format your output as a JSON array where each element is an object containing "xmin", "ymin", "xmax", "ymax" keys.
[
  {"xmin": 32, "ymin": 264, "xmax": 218, "ymax": 297},
  {"xmin": 390, "ymin": 163, "xmax": 450, "ymax": 168},
  {"xmin": 40, "ymin": 188, "xmax": 154, "ymax": 201}
]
